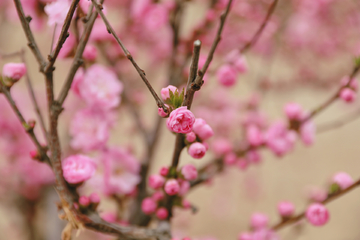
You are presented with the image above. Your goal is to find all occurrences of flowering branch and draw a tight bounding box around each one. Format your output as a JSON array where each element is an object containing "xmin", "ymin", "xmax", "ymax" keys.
[
  {"xmin": 271, "ymin": 177, "xmax": 360, "ymax": 231},
  {"xmin": 90, "ymin": 0, "xmax": 169, "ymax": 113},
  {"xmin": 240, "ymin": 0, "xmax": 279, "ymax": 53}
]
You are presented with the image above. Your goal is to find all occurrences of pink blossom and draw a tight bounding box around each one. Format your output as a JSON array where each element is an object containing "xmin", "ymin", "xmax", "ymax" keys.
[
  {"xmin": 306, "ymin": 186, "xmax": 327, "ymax": 202},
  {"xmin": 305, "ymin": 203, "xmax": 329, "ymax": 226},
  {"xmin": 102, "ymin": 147, "xmax": 141, "ymax": 195},
  {"xmin": 159, "ymin": 166, "xmax": 169, "ymax": 177},
  {"xmin": 250, "ymin": 213, "xmax": 269, "ymax": 230},
  {"xmin": 148, "ymin": 174, "xmax": 165, "ymax": 189},
  {"xmin": 300, "ymin": 120, "xmax": 316, "ymax": 146},
  {"xmin": 44, "ymin": 0, "xmax": 70, "ymax": 26},
  {"xmin": 79, "ymin": 196, "xmax": 90, "ymax": 207},
  {"xmin": 156, "ymin": 207, "xmax": 168, "ymax": 220},
  {"xmin": 164, "ymin": 179, "xmax": 180, "ymax": 196},
  {"xmin": 237, "ymin": 159, "xmax": 248, "ymax": 170},
  {"xmin": 284, "ymin": 103, "xmax": 304, "ymax": 120},
  {"xmin": 339, "ymin": 88, "xmax": 356, "ymax": 103},
  {"xmin": 332, "ymin": 172, "xmax": 353, "ymax": 190},
  {"xmin": 212, "ymin": 138, "xmax": 233, "ymax": 156},
  {"xmin": 83, "ymin": 45, "xmax": 98, "ymax": 61},
  {"xmin": 182, "ymin": 199, "xmax": 191, "ymax": 209},
  {"xmin": 265, "ymin": 121, "xmax": 297, "ymax": 156},
  {"xmin": 158, "ymin": 107, "xmax": 168, "ymax": 117},
  {"xmin": 178, "ymin": 181, "xmax": 190, "ymax": 196},
  {"xmin": 247, "ymin": 125, "xmax": 263, "ymax": 147},
  {"xmin": 72, "ymin": 64, "xmax": 123, "ymax": 110},
  {"xmin": 224, "ymin": 152, "xmax": 237, "ymax": 165},
  {"xmin": 340, "ymin": 76, "xmax": 358, "ymax": 91},
  {"xmin": 186, "ymin": 132, "xmax": 196, "ymax": 142},
  {"xmin": 62, "ymin": 154, "xmax": 96, "ymax": 184},
  {"xmin": 2, "ymin": 63, "xmax": 26, "ymax": 81},
  {"xmin": 188, "ymin": 142, "xmax": 207, "ymax": 159},
  {"xmin": 216, "ymin": 64, "xmax": 238, "ymax": 87},
  {"xmin": 101, "ymin": 212, "xmax": 117, "ymax": 223},
  {"xmin": 70, "ymin": 108, "xmax": 113, "ymax": 152},
  {"xmin": 192, "ymin": 118, "xmax": 214, "ymax": 140},
  {"xmin": 277, "ymin": 201, "xmax": 295, "ymax": 217},
  {"xmin": 181, "ymin": 164, "xmax": 198, "ymax": 180},
  {"xmin": 143, "ymin": 4, "xmax": 169, "ymax": 30},
  {"xmin": 89, "ymin": 193, "xmax": 100, "ymax": 203},
  {"xmin": 225, "ymin": 50, "xmax": 248, "ymax": 73},
  {"xmin": 238, "ymin": 232, "xmax": 253, "ymax": 240},
  {"xmin": 141, "ymin": 197, "xmax": 157, "ymax": 214},
  {"xmin": 166, "ymin": 107, "xmax": 195, "ymax": 134},
  {"xmin": 161, "ymin": 85, "xmax": 178, "ymax": 100},
  {"xmin": 152, "ymin": 191, "xmax": 165, "ymax": 201},
  {"xmin": 247, "ymin": 150, "xmax": 262, "ymax": 164}
]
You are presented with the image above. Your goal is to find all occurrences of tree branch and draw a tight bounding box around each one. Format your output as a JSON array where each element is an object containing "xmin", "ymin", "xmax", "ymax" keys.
[
  {"xmin": 90, "ymin": 0, "xmax": 168, "ymax": 113},
  {"xmin": 317, "ymin": 108, "xmax": 360, "ymax": 134},
  {"xmin": 240, "ymin": 0, "xmax": 279, "ymax": 53}
]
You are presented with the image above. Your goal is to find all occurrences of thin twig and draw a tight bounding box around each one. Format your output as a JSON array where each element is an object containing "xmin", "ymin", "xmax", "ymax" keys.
[
  {"xmin": 21, "ymin": 49, "xmax": 49, "ymax": 143},
  {"xmin": 13, "ymin": 0, "xmax": 46, "ymax": 69},
  {"xmin": 271, "ymin": 178, "xmax": 360, "ymax": 231},
  {"xmin": 240, "ymin": 0, "xmax": 279, "ymax": 53},
  {"xmin": 193, "ymin": 0, "xmax": 233, "ymax": 87},
  {"xmin": 90, "ymin": 0, "xmax": 168, "ymax": 113},
  {"xmin": 44, "ymin": 0, "xmax": 80, "ymax": 73},
  {"xmin": 317, "ymin": 108, "xmax": 360, "ymax": 134}
]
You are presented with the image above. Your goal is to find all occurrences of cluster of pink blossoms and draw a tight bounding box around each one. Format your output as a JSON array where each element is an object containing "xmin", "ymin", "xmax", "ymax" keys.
[
  {"xmin": 160, "ymin": 85, "xmax": 214, "ymax": 159},
  {"xmin": 141, "ymin": 164, "xmax": 198, "ymax": 219},
  {"xmin": 216, "ymin": 50, "xmax": 248, "ymax": 87}
]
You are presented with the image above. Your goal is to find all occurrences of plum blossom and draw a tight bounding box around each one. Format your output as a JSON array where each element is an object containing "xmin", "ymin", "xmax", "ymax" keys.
[
  {"xmin": 216, "ymin": 64, "xmax": 238, "ymax": 87},
  {"xmin": 102, "ymin": 147, "xmax": 141, "ymax": 195},
  {"xmin": 2, "ymin": 63, "xmax": 26, "ymax": 81},
  {"xmin": 62, "ymin": 154, "xmax": 97, "ymax": 184},
  {"xmin": 265, "ymin": 121, "xmax": 297, "ymax": 156},
  {"xmin": 331, "ymin": 172, "xmax": 353, "ymax": 190},
  {"xmin": 306, "ymin": 203, "xmax": 329, "ymax": 226},
  {"xmin": 181, "ymin": 164, "xmax": 198, "ymax": 181},
  {"xmin": 161, "ymin": 85, "xmax": 178, "ymax": 100},
  {"xmin": 166, "ymin": 107, "xmax": 195, "ymax": 134},
  {"xmin": 44, "ymin": 0, "xmax": 71, "ymax": 26},
  {"xmin": 192, "ymin": 118, "xmax": 214, "ymax": 140},
  {"xmin": 188, "ymin": 142, "xmax": 207, "ymax": 159}
]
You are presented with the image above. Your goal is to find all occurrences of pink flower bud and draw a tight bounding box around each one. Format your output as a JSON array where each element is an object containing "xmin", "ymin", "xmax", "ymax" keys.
[
  {"xmin": 332, "ymin": 172, "xmax": 353, "ymax": 190},
  {"xmin": 79, "ymin": 196, "xmax": 90, "ymax": 207},
  {"xmin": 340, "ymin": 88, "xmax": 356, "ymax": 103},
  {"xmin": 216, "ymin": 64, "xmax": 238, "ymax": 87},
  {"xmin": 178, "ymin": 181, "xmax": 190, "ymax": 196},
  {"xmin": 250, "ymin": 213, "xmax": 268, "ymax": 230},
  {"xmin": 306, "ymin": 186, "xmax": 327, "ymax": 202},
  {"xmin": 164, "ymin": 179, "xmax": 180, "ymax": 196},
  {"xmin": 247, "ymin": 125, "xmax": 263, "ymax": 147},
  {"xmin": 305, "ymin": 203, "xmax": 329, "ymax": 226},
  {"xmin": 29, "ymin": 150, "xmax": 39, "ymax": 160},
  {"xmin": 340, "ymin": 76, "xmax": 358, "ymax": 91},
  {"xmin": 159, "ymin": 166, "xmax": 169, "ymax": 177},
  {"xmin": 188, "ymin": 142, "xmax": 207, "ymax": 159},
  {"xmin": 161, "ymin": 85, "xmax": 178, "ymax": 100},
  {"xmin": 186, "ymin": 132, "xmax": 196, "ymax": 143},
  {"xmin": 192, "ymin": 118, "xmax": 214, "ymax": 140},
  {"xmin": 225, "ymin": 49, "xmax": 248, "ymax": 73},
  {"xmin": 89, "ymin": 193, "xmax": 100, "ymax": 203},
  {"xmin": 166, "ymin": 107, "xmax": 195, "ymax": 134},
  {"xmin": 149, "ymin": 174, "xmax": 166, "ymax": 189},
  {"xmin": 62, "ymin": 154, "xmax": 96, "ymax": 184},
  {"xmin": 237, "ymin": 159, "xmax": 248, "ymax": 170},
  {"xmin": 182, "ymin": 199, "xmax": 191, "ymax": 209},
  {"xmin": 181, "ymin": 164, "xmax": 198, "ymax": 180},
  {"xmin": 141, "ymin": 197, "xmax": 157, "ymax": 214},
  {"xmin": 158, "ymin": 107, "xmax": 168, "ymax": 117},
  {"xmin": 277, "ymin": 201, "xmax": 295, "ymax": 217},
  {"xmin": 284, "ymin": 103, "xmax": 304, "ymax": 120},
  {"xmin": 152, "ymin": 191, "xmax": 165, "ymax": 201},
  {"xmin": 224, "ymin": 152, "xmax": 237, "ymax": 165},
  {"xmin": 2, "ymin": 63, "xmax": 26, "ymax": 81},
  {"xmin": 212, "ymin": 138, "xmax": 232, "ymax": 156},
  {"xmin": 83, "ymin": 45, "xmax": 98, "ymax": 61},
  {"xmin": 238, "ymin": 232, "xmax": 253, "ymax": 240},
  {"xmin": 101, "ymin": 212, "xmax": 117, "ymax": 223},
  {"xmin": 156, "ymin": 207, "xmax": 168, "ymax": 220}
]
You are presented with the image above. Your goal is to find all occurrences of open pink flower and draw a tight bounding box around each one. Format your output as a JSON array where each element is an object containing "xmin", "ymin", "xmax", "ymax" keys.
[
  {"xmin": 62, "ymin": 154, "xmax": 97, "ymax": 184},
  {"xmin": 164, "ymin": 179, "xmax": 180, "ymax": 195},
  {"xmin": 44, "ymin": 0, "xmax": 71, "ymax": 26},
  {"xmin": 166, "ymin": 107, "xmax": 195, "ymax": 133}
]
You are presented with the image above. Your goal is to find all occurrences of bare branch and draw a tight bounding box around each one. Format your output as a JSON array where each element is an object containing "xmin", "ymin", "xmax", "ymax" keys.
[
  {"xmin": 90, "ymin": 0, "xmax": 168, "ymax": 113},
  {"xmin": 240, "ymin": 0, "xmax": 279, "ymax": 53},
  {"xmin": 12, "ymin": 0, "xmax": 46, "ymax": 69},
  {"xmin": 44, "ymin": 0, "xmax": 80, "ymax": 73}
]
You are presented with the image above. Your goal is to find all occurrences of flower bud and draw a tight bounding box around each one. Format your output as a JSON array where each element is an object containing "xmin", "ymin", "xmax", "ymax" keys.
[
  {"xmin": 188, "ymin": 142, "xmax": 206, "ymax": 159},
  {"xmin": 164, "ymin": 179, "xmax": 180, "ymax": 196},
  {"xmin": 305, "ymin": 203, "xmax": 329, "ymax": 226},
  {"xmin": 141, "ymin": 197, "xmax": 157, "ymax": 214},
  {"xmin": 277, "ymin": 201, "xmax": 295, "ymax": 217},
  {"xmin": 181, "ymin": 164, "xmax": 198, "ymax": 180},
  {"xmin": 156, "ymin": 207, "xmax": 168, "ymax": 220}
]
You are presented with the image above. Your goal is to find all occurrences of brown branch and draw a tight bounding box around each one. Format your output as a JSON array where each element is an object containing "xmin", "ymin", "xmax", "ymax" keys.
[
  {"xmin": 57, "ymin": 8, "xmax": 99, "ymax": 106},
  {"xmin": 271, "ymin": 178, "xmax": 360, "ymax": 231},
  {"xmin": 12, "ymin": 0, "xmax": 46, "ymax": 69},
  {"xmin": 21, "ymin": 49, "xmax": 49, "ymax": 143},
  {"xmin": 90, "ymin": 0, "xmax": 168, "ymax": 113},
  {"xmin": 317, "ymin": 108, "xmax": 360, "ymax": 134},
  {"xmin": 44, "ymin": 0, "xmax": 80, "ymax": 73},
  {"xmin": 193, "ymin": 0, "xmax": 233, "ymax": 87},
  {"xmin": 303, "ymin": 64, "xmax": 360, "ymax": 122},
  {"xmin": 240, "ymin": 0, "xmax": 279, "ymax": 53}
]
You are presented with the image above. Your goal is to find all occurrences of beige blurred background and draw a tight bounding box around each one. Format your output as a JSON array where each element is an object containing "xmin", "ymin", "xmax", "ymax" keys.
[{"xmin": 1, "ymin": 2, "xmax": 360, "ymax": 240}]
